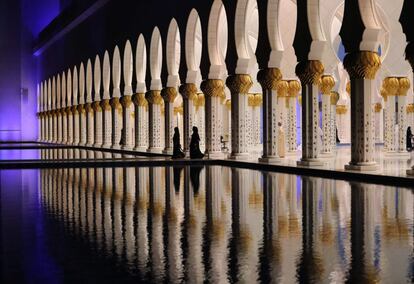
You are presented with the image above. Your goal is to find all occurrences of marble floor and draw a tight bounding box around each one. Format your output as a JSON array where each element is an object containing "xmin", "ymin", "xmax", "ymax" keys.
[{"xmin": 243, "ymin": 145, "xmax": 414, "ymax": 179}]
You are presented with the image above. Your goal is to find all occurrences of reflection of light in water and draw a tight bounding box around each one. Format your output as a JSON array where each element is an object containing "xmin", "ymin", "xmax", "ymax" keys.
[{"xmin": 35, "ymin": 166, "xmax": 413, "ymax": 283}]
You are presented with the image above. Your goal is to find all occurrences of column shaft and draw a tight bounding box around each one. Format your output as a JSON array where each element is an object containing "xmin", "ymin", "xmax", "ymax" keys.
[
  {"xmin": 78, "ymin": 104, "xmax": 87, "ymax": 146},
  {"xmin": 201, "ymin": 79, "xmax": 225, "ymax": 158},
  {"xmin": 110, "ymin": 97, "xmax": 122, "ymax": 149},
  {"xmin": 86, "ymin": 103, "xmax": 94, "ymax": 146},
  {"xmin": 146, "ymin": 90, "xmax": 163, "ymax": 153},
  {"xmin": 72, "ymin": 106, "xmax": 80, "ymax": 145},
  {"xmin": 121, "ymin": 95, "xmax": 133, "ymax": 150},
  {"xmin": 258, "ymin": 68, "xmax": 282, "ymax": 162},
  {"xmin": 179, "ymin": 84, "xmax": 197, "ymax": 155},
  {"xmin": 132, "ymin": 93, "xmax": 148, "ymax": 151},
  {"xmin": 344, "ymin": 52, "xmax": 381, "ymax": 171},
  {"xmin": 101, "ymin": 99, "xmax": 112, "ymax": 148},
  {"xmin": 161, "ymin": 87, "xmax": 177, "ymax": 154},
  {"xmin": 296, "ymin": 60, "xmax": 324, "ymax": 166},
  {"xmin": 227, "ymin": 74, "xmax": 253, "ymax": 159},
  {"xmin": 93, "ymin": 101, "xmax": 102, "ymax": 147}
]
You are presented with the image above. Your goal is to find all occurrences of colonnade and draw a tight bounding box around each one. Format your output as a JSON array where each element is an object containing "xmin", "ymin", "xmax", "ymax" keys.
[{"xmin": 37, "ymin": 0, "xmax": 414, "ymax": 173}]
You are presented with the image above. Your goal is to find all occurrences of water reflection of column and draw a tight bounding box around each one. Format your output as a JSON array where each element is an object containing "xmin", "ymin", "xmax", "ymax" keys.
[
  {"xmin": 124, "ymin": 167, "xmax": 136, "ymax": 266},
  {"xmin": 297, "ymin": 177, "xmax": 324, "ymax": 283},
  {"xmin": 136, "ymin": 167, "xmax": 149, "ymax": 275},
  {"xmin": 205, "ymin": 166, "xmax": 228, "ymax": 282},
  {"xmin": 150, "ymin": 167, "xmax": 165, "ymax": 281},
  {"xmin": 183, "ymin": 166, "xmax": 204, "ymax": 282},
  {"xmin": 233, "ymin": 168, "xmax": 259, "ymax": 282},
  {"xmin": 79, "ymin": 168, "xmax": 88, "ymax": 237},
  {"xmin": 261, "ymin": 172, "xmax": 282, "ymax": 282},
  {"xmin": 94, "ymin": 166, "xmax": 103, "ymax": 250},
  {"xmin": 67, "ymin": 168, "xmax": 74, "ymax": 232},
  {"xmin": 165, "ymin": 167, "xmax": 182, "ymax": 282},
  {"xmin": 103, "ymin": 165, "xmax": 113, "ymax": 252},
  {"xmin": 113, "ymin": 165, "xmax": 124, "ymax": 260},
  {"xmin": 87, "ymin": 167, "xmax": 95, "ymax": 240}
]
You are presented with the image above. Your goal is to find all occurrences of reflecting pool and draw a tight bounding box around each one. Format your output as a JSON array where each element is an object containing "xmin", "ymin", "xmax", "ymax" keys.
[{"xmin": 0, "ymin": 167, "xmax": 413, "ymax": 283}]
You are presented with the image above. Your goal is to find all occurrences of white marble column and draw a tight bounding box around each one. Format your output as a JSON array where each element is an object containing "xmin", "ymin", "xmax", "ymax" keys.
[
  {"xmin": 227, "ymin": 74, "xmax": 253, "ymax": 160},
  {"xmin": 258, "ymin": 68, "xmax": 282, "ymax": 163},
  {"xmin": 179, "ymin": 83, "xmax": 197, "ymax": 155},
  {"xmin": 85, "ymin": 60, "xmax": 95, "ymax": 147},
  {"xmin": 397, "ymin": 77, "xmax": 410, "ymax": 155},
  {"xmin": 330, "ymin": 92, "xmax": 340, "ymax": 149},
  {"xmin": 92, "ymin": 101, "xmax": 102, "ymax": 147},
  {"xmin": 250, "ymin": 94, "xmax": 262, "ymax": 151},
  {"xmin": 200, "ymin": 79, "xmax": 225, "ymax": 158},
  {"xmin": 100, "ymin": 99, "xmax": 111, "ymax": 148},
  {"xmin": 56, "ymin": 77, "xmax": 62, "ymax": 144},
  {"xmin": 195, "ymin": 94, "xmax": 206, "ymax": 151},
  {"xmin": 120, "ymin": 95, "xmax": 133, "ymax": 150},
  {"xmin": 288, "ymin": 80, "xmax": 300, "ymax": 153},
  {"xmin": 296, "ymin": 61, "xmax": 325, "ymax": 166},
  {"xmin": 344, "ymin": 52, "xmax": 381, "ymax": 171},
  {"xmin": 146, "ymin": 90, "xmax": 163, "ymax": 153},
  {"xmin": 320, "ymin": 75, "xmax": 335, "ymax": 157},
  {"xmin": 110, "ymin": 97, "xmax": 122, "ymax": 149},
  {"xmin": 161, "ymin": 87, "xmax": 177, "ymax": 154},
  {"xmin": 383, "ymin": 78, "xmax": 399, "ymax": 153},
  {"xmin": 132, "ymin": 93, "xmax": 148, "ymax": 152}
]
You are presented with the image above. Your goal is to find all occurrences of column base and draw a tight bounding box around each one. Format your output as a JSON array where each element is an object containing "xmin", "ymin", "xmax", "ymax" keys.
[
  {"xmin": 286, "ymin": 150, "xmax": 298, "ymax": 156},
  {"xmin": 134, "ymin": 146, "xmax": 148, "ymax": 152},
  {"xmin": 111, "ymin": 144, "xmax": 121, "ymax": 150},
  {"xmin": 162, "ymin": 148, "xmax": 173, "ymax": 155},
  {"xmin": 345, "ymin": 162, "xmax": 379, "ymax": 172},
  {"xmin": 229, "ymin": 153, "xmax": 250, "ymax": 161},
  {"xmin": 122, "ymin": 145, "xmax": 134, "ymax": 151},
  {"xmin": 406, "ymin": 168, "xmax": 414, "ymax": 176},
  {"xmin": 206, "ymin": 152, "xmax": 224, "ymax": 159},
  {"xmin": 320, "ymin": 152, "xmax": 335, "ymax": 158},
  {"xmin": 147, "ymin": 147, "xmax": 163, "ymax": 154},
  {"xmin": 101, "ymin": 143, "xmax": 111, "ymax": 149},
  {"xmin": 297, "ymin": 159, "xmax": 325, "ymax": 167},
  {"xmin": 259, "ymin": 156, "xmax": 282, "ymax": 164}
]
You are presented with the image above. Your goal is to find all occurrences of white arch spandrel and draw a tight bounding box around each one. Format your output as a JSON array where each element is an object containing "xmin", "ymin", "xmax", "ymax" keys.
[
  {"xmin": 112, "ymin": 45, "xmax": 121, "ymax": 97},
  {"xmin": 71, "ymin": 67, "xmax": 77, "ymax": 105},
  {"xmin": 86, "ymin": 59, "xmax": 93, "ymax": 103},
  {"xmin": 79, "ymin": 63, "xmax": 85, "ymax": 104},
  {"xmin": 52, "ymin": 76, "xmax": 56, "ymax": 110},
  {"xmin": 235, "ymin": 0, "xmax": 259, "ymax": 74},
  {"xmin": 207, "ymin": 0, "xmax": 228, "ymax": 79},
  {"xmin": 123, "ymin": 40, "xmax": 133, "ymax": 96},
  {"xmin": 57, "ymin": 74, "xmax": 61, "ymax": 109},
  {"xmin": 166, "ymin": 19, "xmax": 181, "ymax": 87},
  {"xmin": 66, "ymin": 70, "xmax": 72, "ymax": 107},
  {"xmin": 102, "ymin": 50, "xmax": 111, "ymax": 99},
  {"xmin": 61, "ymin": 72, "xmax": 66, "ymax": 108},
  {"xmin": 185, "ymin": 9, "xmax": 202, "ymax": 84},
  {"xmin": 135, "ymin": 34, "xmax": 147, "ymax": 93},
  {"xmin": 150, "ymin": 27, "xmax": 163, "ymax": 90},
  {"xmin": 94, "ymin": 55, "xmax": 101, "ymax": 101}
]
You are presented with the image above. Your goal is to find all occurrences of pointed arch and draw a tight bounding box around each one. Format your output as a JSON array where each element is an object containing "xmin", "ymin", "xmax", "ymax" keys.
[{"xmin": 135, "ymin": 34, "xmax": 147, "ymax": 93}]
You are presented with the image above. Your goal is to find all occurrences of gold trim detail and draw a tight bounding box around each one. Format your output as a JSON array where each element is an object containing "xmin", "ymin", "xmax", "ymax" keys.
[
  {"xmin": 132, "ymin": 93, "xmax": 147, "ymax": 107},
  {"xmin": 179, "ymin": 83, "xmax": 198, "ymax": 100},
  {"xmin": 374, "ymin": 103, "xmax": 382, "ymax": 113},
  {"xmin": 226, "ymin": 74, "xmax": 253, "ymax": 94},
  {"xmin": 343, "ymin": 51, "xmax": 381, "ymax": 80},
  {"xmin": 330, "ymin": 91, "xmax": 340, "ymax": 105},
  {"xmin": 336, "ymin": 105, "xmax": 348, "ymax": 115},
  {"xmin": 397, "ymin": 77, "xmax": 410, "ymax": 96},
  {"xmin": 276, "ymin": 80, "xmax": 289, "ymax": 97},
  {"xmin": 295, "ymin": 60, "xmax": 324, "ymax": 85},
  {"xmin": 257, "ymin": 68, "xmax": 283, "ymax": 90},
  {"xmin": 92, "ymin": 101, "xmax": 102, "ymax": 112},
  {"xmin": 145, "ymin": 90, "xmax": 163, "ymax": 105},
  {"xmin": 383, "ymin": 77, "xmax": 399, "ymax": 96},
  {"xmin": 120, "ymin": 95, "xmax": 133, "ymax": 108},
  {"xmin": 200, "ymin": 79, "xmax": 225, "ymax": 98},
  {"xmin": 320, "ymin": 75, "xmax": 335, "ymax": 95},
  {"xmin": 161, "ymin": 87, "xmax": 178, "ymax": 103},
  {"xmin": 287, "ymin": 80, "xmax": 301, "ymax": 97}
]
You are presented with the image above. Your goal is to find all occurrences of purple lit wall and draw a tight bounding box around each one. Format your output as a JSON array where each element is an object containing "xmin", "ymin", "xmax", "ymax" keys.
[{"xmin": 0, "ymin": 0, "xmax": 60, "ymax": 141}]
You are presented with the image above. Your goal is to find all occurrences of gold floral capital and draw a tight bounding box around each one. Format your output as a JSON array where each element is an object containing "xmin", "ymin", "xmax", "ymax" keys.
[
  {"xmin": 383, "ymin": 77, "xmax": 399, "ymax": 96},
  {"xmin": 132, "ymin": 93, "xmax": 147, "ymax": 107},
  {"xmin": 406, "ymin": 104, "xmax": 414, "ymax": 113},
  {"xmin": 77, "ymin": 104, "xmax": 86, "ymax": 114},
  {"xmin": 225, "ymin": 99, "xmax": 231, "ymax": 110},
  {"xmin": 85, "ymin": 103, "xmax": 93, "ymax": 113},
  {"xmin": 380, "ymin": 88, "xmax": 388, "ymax": 102},
  {"xmin": 295, "ymin": 60, "xmax": 324, "ymax": 85},
  {"xmin": 288, "ymin": 80, "xmax": 301, "ymax": 97},
  {"xmin": 200, "ymin": 79, "xmax": 225, "ymax": 98},
  {"xmin": 330, "ymin": 91, "xmax": 340, "ymax": 105},
  {"xmin": 194, "ymin": 93, "xmax": 205, "ymax": 110},
  {"xmin": 343, "ymin": 51, "xmax": 381, "ymax": 80},
  {"xmin": 120, "ymin": 95, "xmax": 133, "ymax": 108},
  {"xmin": 110, "ymin": 97, "xmax": 122, "ymax": 111},
  {"xmin": 100, "ymin": 99, "xmax": 111, "ymax": 111},
  {"xmin": 179, "ymin": 83, "xmax": 198, "ymax": 100},
  {"xmin": 226, "ymin": 74, "xmax": 253, "ymax": 94},
  {"xmin": 92, "ymin": 101, "xmax": 102, "ymax": 112},
  {"xmin": 65, "ymin": 106, "xmax": 72, "ymax": 114},
  {"xmin": 397, "ymin": 77, "xmax": 410, "ymax": 96},
  {"xmin": 145, "ymin": 90, "xmax": 163, "ymax": 105},
  {"xmin": 257, "ymin": 68, "xmax": 282, "ymax": 90},
  {"xmin": 161, "ymin": 87, "xmax": 178, "ymax": 103},
  {"xmin": 276, "ymin": 80, "xmax": 289, "ymax": 97},
  {"xmin": 320, "ymin": 75, "xmax": 335, "ymax": 95}
]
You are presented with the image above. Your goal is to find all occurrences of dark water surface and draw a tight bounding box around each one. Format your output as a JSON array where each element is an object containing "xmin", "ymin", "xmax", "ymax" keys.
[{"xmin": 0, "ymin": 167, "xmax": 413, "ymax": 283}]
